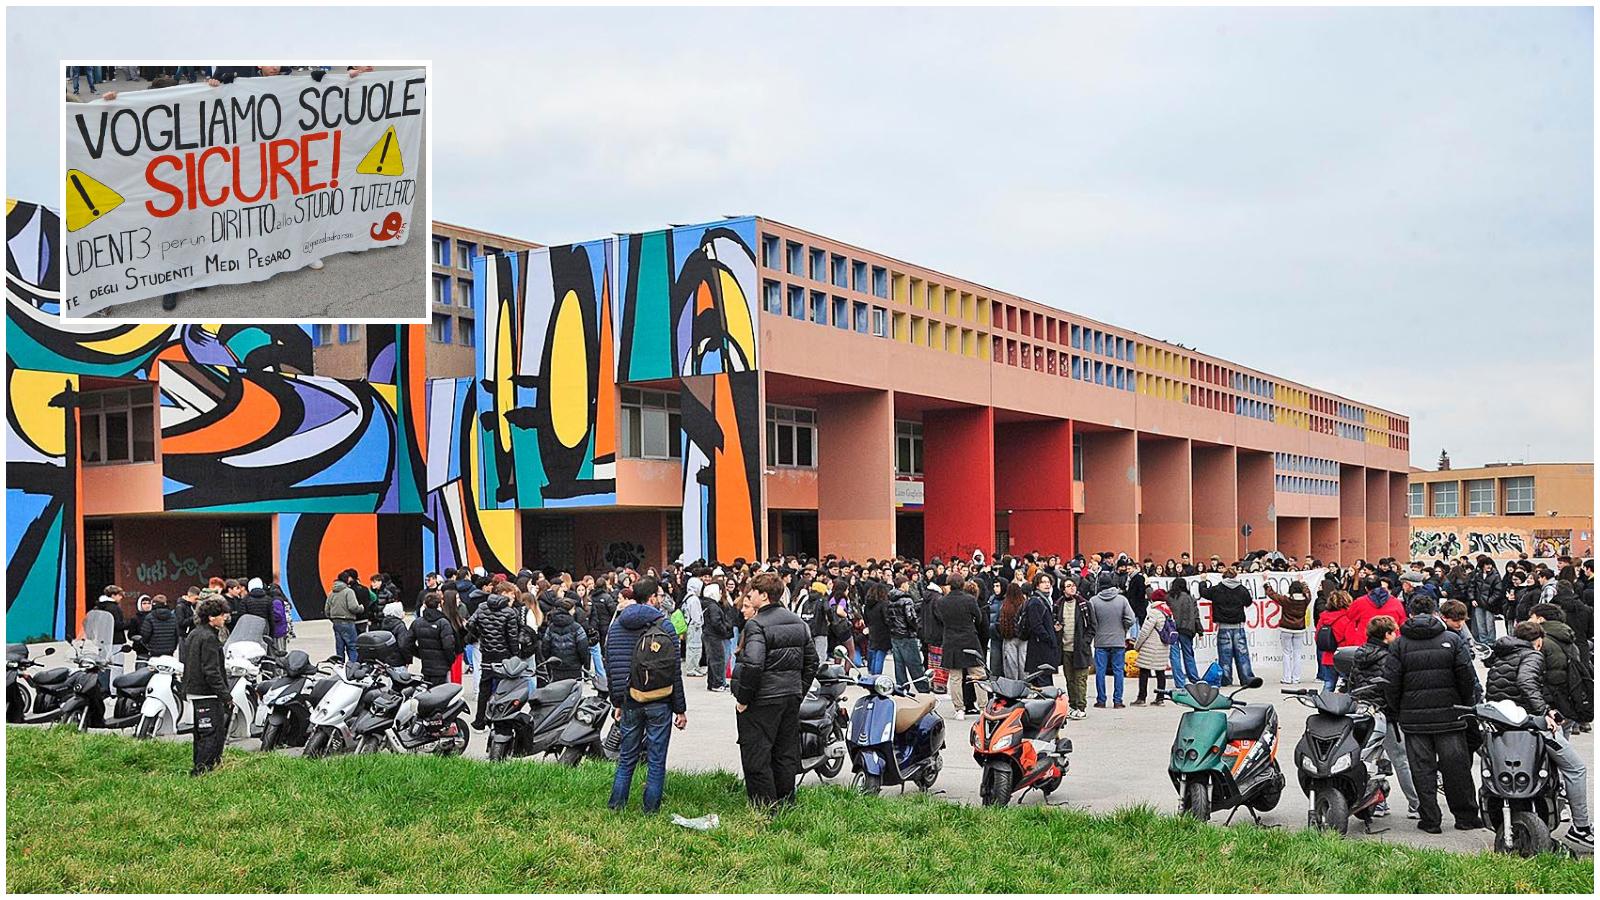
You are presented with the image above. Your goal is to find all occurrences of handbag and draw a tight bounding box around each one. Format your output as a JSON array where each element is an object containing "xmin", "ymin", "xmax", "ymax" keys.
[{"xmin": 1124, "ymin": 649, "xmax": 1140, "ymax": 677}]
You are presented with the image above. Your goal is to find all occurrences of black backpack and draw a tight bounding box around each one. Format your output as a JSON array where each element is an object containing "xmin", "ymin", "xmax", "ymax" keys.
[
  {"xmin": 1563, "ymin": 646, "xmax": 1594, "ymax": 723},
  {"xmin": 629, "ymin": 620, "xmax": 679, "ymax": 703}
]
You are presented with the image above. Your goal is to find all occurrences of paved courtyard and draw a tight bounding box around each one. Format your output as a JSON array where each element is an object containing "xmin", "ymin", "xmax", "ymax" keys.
[{"xmin": 15, "ymin": 618, "xmax": 1592, "ymax": 856}]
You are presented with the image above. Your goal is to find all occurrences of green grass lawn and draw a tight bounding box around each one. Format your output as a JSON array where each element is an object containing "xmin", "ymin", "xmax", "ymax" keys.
[{"xmin": 5, "ymin": 726, "xmax": 1592, "ymax": 893}]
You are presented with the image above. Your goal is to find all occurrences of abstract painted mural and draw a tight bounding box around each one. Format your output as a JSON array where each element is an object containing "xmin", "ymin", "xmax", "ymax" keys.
[
  {"xmin": 277, "ymin": 512, "xmax": 378, "ymax": 621},
  {"xmin": 475, "ymin": 218, "xmax": 762, "ymax": 563},
  {"xmin": 424, "ymin": 377, "xmax": 515, "ymax": 576},
  {"xmin": 1468, "ymin": 531, "xmax": 1526, "ymax": 556},
  {"xmin": 366, "ymin": 325, "xmax": 426, "ymax": 515},
  {"xmin": 6, "ymin": 365, "xmax": 82, "ymax": 641}
]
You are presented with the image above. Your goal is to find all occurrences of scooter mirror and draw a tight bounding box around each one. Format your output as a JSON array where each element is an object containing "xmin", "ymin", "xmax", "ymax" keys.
[
  {"xmin": 44, "ymin": 647, "xmax": 56, "ymax": 656},
  {"xmin": 1246, "ymin": 676, "xmax": 1264, "ymax": 689}
]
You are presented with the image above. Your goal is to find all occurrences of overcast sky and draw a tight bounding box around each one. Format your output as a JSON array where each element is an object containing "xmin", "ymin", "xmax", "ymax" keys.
[{"xmin": 9, "ymin": 6, "xmax": 1593, "ymax": 468}]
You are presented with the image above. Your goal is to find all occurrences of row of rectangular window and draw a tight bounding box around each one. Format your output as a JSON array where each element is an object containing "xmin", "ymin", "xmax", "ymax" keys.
[
  {"xmin": 1275, "ymin": 452, "xmax": 1338, "ymax": 476},
  {"xmin": 764, "ymin": 281, "xmax": 889, "ymax": 337},
  {"xmin": 1409, "ymin": 478, "xmax": 1535, "ymax": 517},
  {"xmin": 432, "ymin": 235, "xmax": 510, "ymax": 270},
  {"xmin": 763, "ymin": 235, "xmax": 889, "ymax": 299},
  {"xmin": 1276, "ymin": 475, "xmax": 1339, "ymax": 496}
]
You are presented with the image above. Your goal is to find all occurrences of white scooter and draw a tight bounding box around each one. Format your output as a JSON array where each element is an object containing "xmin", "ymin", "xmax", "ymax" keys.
[
  {"xmin": 224, "ymin": 615, "xmax": 271, "ymax": 741},
  {"xmin": 303, "ymin": 631, "xmax": 393, "ymax": 758},
  {"xmin": 133, "ymin": 654, "xmax": 191, "ymax": 738}
]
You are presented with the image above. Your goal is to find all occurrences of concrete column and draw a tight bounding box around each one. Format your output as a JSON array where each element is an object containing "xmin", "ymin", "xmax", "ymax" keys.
[
  {"xmin": 1078, "ymin": 428, "xmax": 1138, "ymax": 558},
  {"xmin": 1339, "ymin": 466, "xmax": 1367, "ymax": 563},
  {"xmin": 818, "ymin": 389, "xmax": 896, "ymax": 561},
  {"xmin": 1138, "ymin": 435, "xmax": 1192, "ymax": 561},
  {"xmin": 1311, "ymin": 517, "xmax": 1340, "ymax": 564},
  {"xmin": 922, "ymin": 405, "xmax": 995, "ymax": 561},
  {"xmin": 1278, "ymin": 516, "xmax": 1310, "ymax": 559},
  {"xmin": 1192, "ymin": 443, "xmax": 1238, "ymax": 562},
  {"xmin": 995, "ymin": 418, "xmax": 1075, "ymax": 559},
  {"xmin": 1388, "ymin": 473, "xmax": 1409, "ymax": 561},
  {"xmin": 1237, "ymin": 450, "xmax": 1276, "ymax": 559},
  {"xmin": 1366, "ymin": 468, "xmax": 1390, "ymax": 561}
]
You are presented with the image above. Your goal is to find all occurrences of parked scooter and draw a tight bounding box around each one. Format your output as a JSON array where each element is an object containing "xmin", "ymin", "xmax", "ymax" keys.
[
  {"xmin": 972, "ymin": 664, "xmax": 1073, "ymax": 806},
  {"xmin": 845, "ymin": 671, "xmax": 945, "ymax": 794},
  {"xmin": 1458, "ymin": 700, "xmax": 1570, "ymax": 857},
  {"xmin": 53, "ymin": 610, "xmax": 125, "ymax": 731},
  {"xmin": 388, "ymin": 678, "xmax": 471, "ymax": 755},
  {"xmin": 224, "ymin": 614, "xmax": 271, "ymax": 741},
  {"xmin": 133, "ymin": 654, "xmax": 191, "ymax": 738},
  {"xmin": 256, "ymin": 651, "xmax": 330, "ymax": 751},
  {"xmin": 6, "ymin": 644, "xmax": 56, "ymax": 722},
  {"xmin": 304, "ymin": 632, "xmax": 393, "ymax": 758},
  {"xmin": 797, "ymin": 663, "xmax": 853, "ymax": 782},
  {"xmin": 484, "ymin": 657, "xmax": 585, "ymax": 762},
  {"xmin": 1284, "ymin": 683, "xmax": 1389, "ymax": 835},
  {"xmin": 554, "ymin": 674, "xmax": 619, "ymax": 766},
  {"xmin": 1158, "ymin": 676, "xmax": 1285, "ymax": 824}
]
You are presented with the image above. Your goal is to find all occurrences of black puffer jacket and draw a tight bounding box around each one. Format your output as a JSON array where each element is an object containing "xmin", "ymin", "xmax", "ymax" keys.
[
  {"xmin": 732, "ymin": 603, "xmax": 818, "ymax": 706},
  {"xmin": 886, "ymin": 589, "xmax": 920, "ymax": 639},
  {"xmin": 1382, "ymin": 615, "xmax": 1477, "ymax": 733},
  {"xmin": 1203, "ymin": 579, "xmax": 1252, "ymax": 626},
  {"xmin": 237, "ymin": 588, "xmax": 276, "ymax": 627},
  {"xmin": 540, "ymin": 609, "xmax": 590, "ymax": 681},
  {"xmin": 1344, "ymin": 640, "xmax": 1390, "ymax": 696},
  {"xmin": 409, "ymin": 608, "xmax": 457, "ymax": 682},
  {"xmin": 180, "ymin": 620, "xmax": 228, "ymax": 697},
  {"xmin": 139, "ymin": 607, "xmax": 182, "ymax": 657},
  {"xmin": 381, "ymin": 613, "xmax": 414, "ymax": 667},
  {"xmin": 702, "ymin": 599, "xmax": 733, "ymax": 643},
  {"xmin": 863, "ymin": 592, "xmax": 892, "ymax": 651},
  {"xmin": 467, "ymin": 595, "xmax": 522, "ymax": 663},
  {"xmin": 1484, "ymin": 635, "xmax": 1547, "ymax": 716},
  {"xmin": 1468, "ymin": 569, "xmax": 1503, "ymax": 613}
]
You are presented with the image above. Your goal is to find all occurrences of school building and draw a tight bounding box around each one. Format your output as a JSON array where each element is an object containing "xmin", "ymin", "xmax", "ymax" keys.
[{"xmin": 1406, "ymin": 462, "xmax": 1593, "ymax": 561}]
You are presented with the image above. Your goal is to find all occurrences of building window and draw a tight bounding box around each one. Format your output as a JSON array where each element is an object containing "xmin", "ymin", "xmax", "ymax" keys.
[
  {"xmin": 786, "ymin": 241, "xmax": 803, "ymax": 275},
  {"xmin": 312, "ymin": 323, "xmax": 333, "ymax": 346},
  {"xmin": 456, "ymin": 275, "xmax": 472, "ymax": 305},
  {"xmin": 766, "ymin": 405, "xmax": 816, "ymax": 468},
  {"xmin": 832, "ymin": 296, "xmax": 848, "ymax": 330},
  {"xmin": 431, "ymin": 313, "xmax": 453, "ymax": 344},
  {"xmin": 809, "ymin": 291, "xmax": 828, "ymax": 324},
  {"xmin": 621, "ymin": 388, "xmax": 682, "ymax": 460},
  {"xmin": 809, "ymin": 248, "xmax": 826, "ymax": 281},
  {"xmin": 871, "ymin": 306, "xmax": 888, "ymax": 337},
  {"xmin": 1504, "ymin": 476, "xmax": 1535, "ymax": 515},
  {"xmin": 761, "ymin": 234, "xmax": 779, "ymax": 268},
  {"xmin": 895, "ymin": 420, "xmax": 924, "ymax": 475},
  {"xmin": 219, "ymin": 522, "xmax": 251, "ymax": 580},
  {"xmin": 787, "ymin": 285, "xmax": 805, "ymax": 319},
  {"xmin": 79, "ymin": 385, "xmax": 156, "ymax": 465},
  {"xmin": 1408, "ymin": 483, "xmax": 1424, "ymax": 517},
  {"xmin": 832, "ymin": 254, "xmax": 848, "ymax": 287},
  {"xmin": 853, "ymin": 301, "xmax": 869, "ymax": 334},
  {"xmin": 431, "ymin": 236, "xmax": 450, "ymax": 266},
  {"xmin": 457, "ymin": 241, "xmax": 476, "ymax": 269},
  {"xmin": 763, "ymin": 280, "xmax": 782, "ymax": 315},
  {"xmin": 338, "ymin": 324, "xmax": 358, "ymax": 344},
  {"xmin": 852, "ymin": 260, "xmax": 867, "ymax": 292},
  {"xmin": 459, "ymin": 316, "xmax": 475, "ymax": 346},
  {"xmin": 1431, "ymin": 481, "xmax": 1459, "ymax": 518},
  {"xmin": 1072, "ymin": 434, "xmax": 1084, "ymax": 481},
  {"xmin": 433, "ymin": 274, "xmax": 451, "ymax": 306},
  {"xmin": 871, "ymin": 266, "xmax": 888, "ymax": 299},
  {"xmin": 1466, "ymin": 479, "xmax": 1495, "ymax": 516}
]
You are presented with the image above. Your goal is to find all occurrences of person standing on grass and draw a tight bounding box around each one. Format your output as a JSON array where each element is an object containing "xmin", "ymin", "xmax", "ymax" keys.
[
  {"xmin": 606, "ymin": 577, "xmax": 686, "ymax": 814},
  {"xmin": 732, "ymin": 571, "xmax": 818, "ymax": 806},
  {"xmin": 181, "ymin": 598, "xmax": 231, "ymax": 776}
]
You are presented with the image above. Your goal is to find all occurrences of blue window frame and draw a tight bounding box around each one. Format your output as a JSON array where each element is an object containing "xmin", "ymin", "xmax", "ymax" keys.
[
  {"xmin": 338, "ymin": 324, "xmax": 357, "ymax": 344},
  {"xmin": 852, "ymin": 260, "xmax": 867, "ymax": 292},
  {"xmin": 763, "ymin": 280, "xmax": 782, "ymax": 314},
  {"xmin": 761, "ymin": 234, "xmax": 780, "ymax": 268},
  {"xmin": 852, "ymin": 301, "xmax": 868, "ymax": 333},
  {"xmin": 832, "ymin": 255, "xmax": 848, "ymax": 287}
]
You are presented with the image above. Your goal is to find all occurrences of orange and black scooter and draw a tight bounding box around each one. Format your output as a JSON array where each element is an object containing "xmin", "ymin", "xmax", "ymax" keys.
[{"xmin": 970, "ymin": 663, "xmax": 1073, "ymax": 806}]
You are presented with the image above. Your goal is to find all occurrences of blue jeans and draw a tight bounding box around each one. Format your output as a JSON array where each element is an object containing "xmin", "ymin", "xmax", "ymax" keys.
[
  {"xmin": 609, "ymin": 703, "xmax": 672, "ymax": 813},
  {"xmin": 1468, "ymin": 607, "xmax": 1496, "ymax": 645},
  {"xmin": 1168, "ymin": 632, "xmax": 1199, "ymax": 687},
  {"xmin": 1216, "ymin": 626, "xmax": 1254, "ymax": 685},
  {"xmin": 867, "ymin": 648, "xmax": 887, "ymax": 676},
  {"xmin": 589, "ymin": 644, "xmax": 606, "ymax": 680},
  {"xmin": 332, "ymin": 621, "xmax": 359, "ymax": 663},
  {"xmin": 1094, "ymin": 647, "xmax": 1125, "ymax": 705},
  {"xmin": 71, "ymin": 67, "xmax": 97, "ymax": 93},
  {"xmin": 1318, "ymin": 661, "xmax": 1339, "ymax": 693}
]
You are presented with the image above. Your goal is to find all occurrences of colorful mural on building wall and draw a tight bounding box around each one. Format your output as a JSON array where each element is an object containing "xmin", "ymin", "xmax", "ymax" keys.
[
  {"xmin": 1468, "ymin": 531, "xmax": 1526, "ymax": 556},
  {"xmin": 278, "ymin": 512, "xmax": 378, "ymax": 621},
  {"xmin": 1409, "ymin": 529, "xmax": 1461, "ymax": 559},
  {"xmin": 424, "ymin": 377, "xmax": 515, "ymax": 576},
  {"xmin": 475, "ymin": 219, "xmax": 762, "ymax": 563}
]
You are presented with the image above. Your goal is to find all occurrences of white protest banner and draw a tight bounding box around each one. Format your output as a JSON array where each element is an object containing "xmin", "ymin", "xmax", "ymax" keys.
[
  {"xmin": 1146, "ymin": 568, "xmax": 1326, "ymax": 667},
  {"xmin": 62, "ymin": 68, "xmax": 426, "ymax": 316}
]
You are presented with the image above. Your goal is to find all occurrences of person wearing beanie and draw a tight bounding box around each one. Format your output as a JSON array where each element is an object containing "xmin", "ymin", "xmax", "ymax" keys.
[{"xmin": 379, "ymin": 601, "xmax": 413, "ymax": 668}]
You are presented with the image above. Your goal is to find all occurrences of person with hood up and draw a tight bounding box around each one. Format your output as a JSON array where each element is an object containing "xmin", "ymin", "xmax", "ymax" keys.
[
  {"xmin": 605, "ymin": 577, "xmax": 687, "ymax": 814},
  {"xmin": 1089, "ymin": 572, "xmax": 1137, "ymax": 708},
  {"xmin": 1382, "ymin": 593, "xmax": 1483, "ymax": 834},
  {"xmin": 1021, "ymin": 573, "xmax": 1062, "ymax": 679},
  {"xmin": 379, "ymin": 601, "xmax": 414, "ymax": 668},
  {"xmin": 1054, "ymin": 576, "xmax": 1094, "ymax": 718},
  {"xmin": 540, "ymin": 597, "xmax": 591, "ymax": 683},
  {"xmin": 325, "ymin": 576, "xmax": 364, "ymax": 663},
  {"xmin": 1164, "ymin": 578, "xmax": 1202, "ymax": 688},
  {"xmin": 1527, "ymin": 604, "xmax": 1591, "ymax": 730},
  {"xmin": 467, "ymin": 588, "xmax": 523, "ymax": 729},
  {"xmin": 410, "ymin": 593, "xmax": 458, "ymax": 684},
  {"xmin": 701, "ymin": 580, "xmax": 734, "ymax": 691},
  {"xmin": 233, "ymin": 577, "xmax": 276, "ymax": 631},
  {"xmin": 1346, "ymin": 578, "xmax": 1404, "ymax": 648},
  {"xmin": 1201, "ymin": 567, "xmax": 1255, "ymax": 687}
]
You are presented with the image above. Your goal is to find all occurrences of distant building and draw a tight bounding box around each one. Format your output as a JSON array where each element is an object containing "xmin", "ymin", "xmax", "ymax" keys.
[{"xmin": 1406, "ymin": 462, "xmax": 1593, "ymax": 561}]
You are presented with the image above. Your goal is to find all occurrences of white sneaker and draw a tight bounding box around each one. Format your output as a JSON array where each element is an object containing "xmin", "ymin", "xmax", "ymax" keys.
[
  {"xmin": 308, "ymin": 259, "xmax": 325, "ymax": 270},
  {"xmin": 953, "ymin": 710, "xmax": 965, "ymax": 721}
]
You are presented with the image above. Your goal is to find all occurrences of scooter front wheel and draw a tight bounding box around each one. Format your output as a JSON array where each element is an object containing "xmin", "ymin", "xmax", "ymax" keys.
[
  {"xmin": 441, "ymin": 717, "xmax": 470, "ymax": 756},
  {"xmin": 354, "ymin": 734, "xmax": 385, "ymax": 755},
  {"xmin": 558, "ymin": 744, "xmax": 585, "ymax": 767},
  {"xmin": 1182, "ymin": 779, "xmax": 1211, "ymax": 822},
  {"xmin": 259, "ymin": 721, "xmax": 282, "ymax": 752},
  {"xmin": 59, "ymin": 707, "xmax": 89, "ymax": 733},
  {"xmin": 133, "ymin": 715, "xmax": 158, "ymax": 740},
  {"xmin": 854, "ymin": 772, "xmax": 883, "ymax": 796},
  {"xmin": 1314, "ymin": 786, "xmax": 1350, "ymax": 835},
  {"xmin": 817, "ymin": 725, "xmax": 844, "ymax": 779},
  {"xmin": 487, "ymin": 735, "xmax": 511, "ymax": 762},
  {"xmin": 1495, "ymin": 810, "xmax": 1552, "ymax": 857},
  {"xmin": 303, "ymin": 726, "xmax": 331, "ymax": 759},
  {"xmin": 979, "ymin": 763, "xmax": 1013, "ymax": 806}
]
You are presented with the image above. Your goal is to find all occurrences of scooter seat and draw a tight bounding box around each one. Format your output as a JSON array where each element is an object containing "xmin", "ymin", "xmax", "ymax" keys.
[
  {"xmin": 1022, "ymin": 698, "xmax": 1058, "ymax": 727},
  {"xmin": 799, "ymin": 696, "xmax": 833, "ymax": 720},
  {"xmin": 32, "ymin": 667, "xmax": 71, "ymax": 687},
  {"xmin": 113, "ymin": 668, "xmax": 155, "ymax": 691},
  {"xmin": 415, "ymin": 683, "xmax": 463, "ymax": 716},
  {"xmin": 1228, "ymin": 703, "xmax": 1271, "ymax": 738},
  {"xmin": 893, "ymin": 696, "xmax": 935, "ymax": 734},
  {"xmin": 532, "ymin": 679, "xmax": 577, "ymax": 705}
]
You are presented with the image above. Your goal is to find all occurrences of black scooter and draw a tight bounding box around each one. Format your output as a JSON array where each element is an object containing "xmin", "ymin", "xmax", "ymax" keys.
[
  {"xmin": 258, "ymin": 652, "xmax": 334, "ymax": 751},
  {"xmin": 1285, "ymin": 683, "xmax": 1389, "ymax": 835},
  {"xmin": 1458, "ymin": 701, "xmax": 1568, "ymax": 857},
  {"xmin": 554, "ymin": 674, "xmax": 619, "ymax": 766},
  {"xmin": 6, "ymin": 644, "xmax": 56, "ymax": 722},
  {"xmin": 483, "ymin": 657, "xmax": 585, "ymax": 761},
  {"xmin": 798, "ymin": 663, "xmax": 852, "ymax": 782}
]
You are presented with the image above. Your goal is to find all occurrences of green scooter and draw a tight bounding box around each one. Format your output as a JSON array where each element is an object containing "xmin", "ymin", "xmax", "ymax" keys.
[{"xmin": 1158, "ymin": 677, "xmax": 1285, "ymax": 824}]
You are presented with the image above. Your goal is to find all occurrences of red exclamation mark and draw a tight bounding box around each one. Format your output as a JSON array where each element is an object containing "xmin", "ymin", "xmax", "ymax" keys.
[{"xmin": 330, "ymin": 131, "xmax": 341, "ymax": 188}]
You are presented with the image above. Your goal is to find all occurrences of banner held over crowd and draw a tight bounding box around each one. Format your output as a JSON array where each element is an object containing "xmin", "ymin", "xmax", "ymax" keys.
[{"xmin": 62, "ymin": 68, "xmax": 426, "ymax": 316}]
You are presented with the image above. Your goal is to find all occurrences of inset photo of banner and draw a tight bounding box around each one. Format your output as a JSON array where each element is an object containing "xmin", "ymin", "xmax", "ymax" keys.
[{"xmin": 61, "ymin": 62, "xmax": 429, "ymax": 320}]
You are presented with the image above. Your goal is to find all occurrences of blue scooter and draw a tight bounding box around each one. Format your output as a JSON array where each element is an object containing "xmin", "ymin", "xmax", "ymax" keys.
[{"xmin": 845, "ymin": 672, "xmax": 944, "ymax": 794}]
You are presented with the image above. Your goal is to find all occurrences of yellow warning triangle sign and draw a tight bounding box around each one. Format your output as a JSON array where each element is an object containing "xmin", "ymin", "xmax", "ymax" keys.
[
  {"xmin": 355, "ymin": 125, "xmax": 405, "ymax": 176},
  {"xmin": 64, "ymin": 169, "xmax": 124, "ymax": 232}
]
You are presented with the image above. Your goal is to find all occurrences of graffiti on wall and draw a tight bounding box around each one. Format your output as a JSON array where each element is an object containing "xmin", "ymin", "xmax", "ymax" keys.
[
  {"xmin": 474, "ymin": 219, "xmax": 762, "ymax": 565},
  {"xmin": 1409, "ymin": 529, "xmax": 1461, "ymax": 559},
  {"xmin": 424, "ymin": 377, "xmax": 516, "ymax": 577},
  {"xmin": 1530, "ymin": 529, "xmax": 1572, "ymax": 559},
  {"xmin": 1468, "ymin": 531, "xmax": 1525, "ymax": 556}
]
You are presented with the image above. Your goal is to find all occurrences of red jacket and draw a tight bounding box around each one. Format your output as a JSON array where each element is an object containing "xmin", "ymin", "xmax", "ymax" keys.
[
  {"xmin": 1345, "ymin": 590, "xmax": 1405, "ymax": 645},
  {"xmin": 1316, "ymin": 607, "xmax": 1363, "ymax": 666}
]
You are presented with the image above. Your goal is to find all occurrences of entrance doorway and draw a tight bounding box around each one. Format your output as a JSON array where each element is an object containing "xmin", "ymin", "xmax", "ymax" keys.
[
  {"xmin": 777, "ymin": 512, "xmax": 818, "ymax": 559},
  {"xmin": 895, "ymin": 511, "xmax": 923, "ymax": 562}
]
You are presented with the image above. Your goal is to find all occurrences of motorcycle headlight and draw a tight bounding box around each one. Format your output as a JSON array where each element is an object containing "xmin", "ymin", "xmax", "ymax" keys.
[
  {"xmin": 1301, "ymin": 755, "xmax": 1319, "ymax": 773},
  {"xmin": 993, "ymin": 734, "xmax": 1015, "ymax": 751},
  {"xmin": 1330, "ymin": 754, "xmax": 1352, "ymax": 774},
  {"xmin": 872, "ymin": 675, "xmax": 894, "ymax": 698}
]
